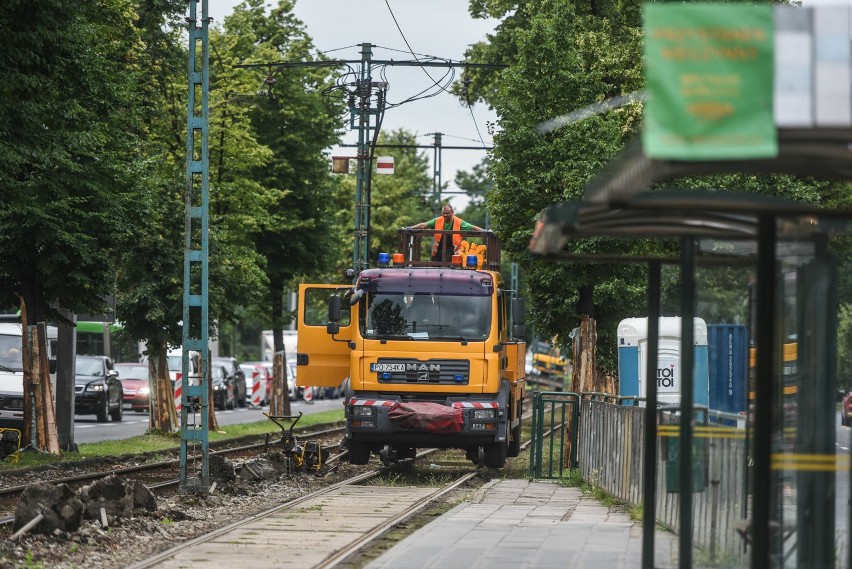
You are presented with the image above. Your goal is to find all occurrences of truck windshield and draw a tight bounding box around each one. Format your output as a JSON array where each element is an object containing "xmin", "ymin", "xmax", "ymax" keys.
[
  {"xmin": 362, "ymin": 293, "xmax": 491, "ymax": 341},
  {"xmin": 0, "ymin": 334, "xmax": 23, "ymax": 372}
]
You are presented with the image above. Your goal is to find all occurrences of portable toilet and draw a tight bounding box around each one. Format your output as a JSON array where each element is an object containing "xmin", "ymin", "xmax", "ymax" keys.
[
  {"xmin": 617, "ymin": 317, "xmax": 709, "ymax": 407},
  {"xmin": 706, "ymin": 323, "xmax": 748, "ymax": 416}
]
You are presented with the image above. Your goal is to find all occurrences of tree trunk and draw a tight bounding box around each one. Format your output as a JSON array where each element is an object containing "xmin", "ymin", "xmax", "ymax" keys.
[
  {"xmin": 19, "ymin": 299, "xmax": 59, "ymax": 454},
  {"xmin": 18, "ymin": 295, "xmax": 59, "ymax": 454},
  {"xmin": 207, "ymin": 353, "xmax": 219, "ymax": 431},
  {"xmin": 271, "ymin": 351, "xmax": 290, "ymax": 416},
  {"xmin": 33, "ymin": 324, "xmax": 59, "ymax": 454},
  {"xmin": 575, "ymin": 315, "xmax": 598, "ymax": 394},
  {"xmin": 270, "ymin": 276, "xmax": 284, "ymax": 355},
  {"xmin": 149, "ymin": 344, "xmax": 178, "ymax": 433}
]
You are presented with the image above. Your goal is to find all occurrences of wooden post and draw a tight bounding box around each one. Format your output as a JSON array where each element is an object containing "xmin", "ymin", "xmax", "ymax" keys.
[
  {"xmin": 34, "ymin": 324, "xmax": 59, "ymax": 454},
  {"xmin": 272, "ymin": 351, "xmax": 290, "ymax": 416},
  {"xmin": 150, "ymin": 351, "xmax": 178, "ymax": 433}
]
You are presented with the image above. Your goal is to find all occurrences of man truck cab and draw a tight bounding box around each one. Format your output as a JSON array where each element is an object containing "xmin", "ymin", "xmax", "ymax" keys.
[{"xmin": 297, "ymin": 229, "xmax": 526, "ymax": 468}]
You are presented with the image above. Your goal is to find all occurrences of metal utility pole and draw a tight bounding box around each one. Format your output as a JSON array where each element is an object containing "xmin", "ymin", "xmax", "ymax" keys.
[
  {"xmin": 350, "ymin": 44, "xmax": 387, "ymax": 274},
  {"xmin": 238, "ymin": 44, "xmax": 504, "ymax": 274},
  {"xmin": 431, "ymin": 132, "xmax": 443, "ymax": 206},
  {"xmin": 180, "ymin": 0, "xmax": 210, "ymax": 493}
]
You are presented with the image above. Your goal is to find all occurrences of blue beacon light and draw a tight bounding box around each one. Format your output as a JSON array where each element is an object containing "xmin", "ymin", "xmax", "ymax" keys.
[
  {"xmin": 378, "ymin": 252, "xmax": 390, "ymax": 267},
  {"xmin": 465, "ymin": 255, "xmax": 478, "ymax": 269}
]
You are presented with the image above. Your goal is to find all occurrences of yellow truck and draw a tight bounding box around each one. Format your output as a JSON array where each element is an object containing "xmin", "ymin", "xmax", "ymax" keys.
[{"xmin": 296, "ymin": 229, "xmax": 526, "ymax": 468}]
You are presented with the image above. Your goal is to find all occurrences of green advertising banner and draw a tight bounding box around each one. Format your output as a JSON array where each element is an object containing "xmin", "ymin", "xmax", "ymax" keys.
[{"xmin": 643, "ymin": 4, "xmax": 777, "ymax": 160}]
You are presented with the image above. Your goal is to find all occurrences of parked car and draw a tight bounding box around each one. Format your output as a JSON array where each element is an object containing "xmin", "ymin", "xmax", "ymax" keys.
[
  {"xmin": 75, "ymin": 355, "xmax": 123, "ymax": 422},
  {"xmin": 842, "ymin": 391, "xmax": 852, "ymax": 426},
  {"xmin": 114, "ymin": 362, "xmax": 150, "ymax": 413},
  {"xmin": 211, "ymin": 364, "xmax": 235, "ymax": 411},
  {"xmin": 213, "ymin": 357, "xmax": 247, "ymax": 408},
  {"xmin": 166, "ymin": 350, "xmax": 200, "ymax": 385},
  {"xmin": 239, "ymin": 363, "xmax": 257, "ymax": 402},
  {"xmin": 286, "ymin": 361, "xmax": 299, "ymax": 401}
]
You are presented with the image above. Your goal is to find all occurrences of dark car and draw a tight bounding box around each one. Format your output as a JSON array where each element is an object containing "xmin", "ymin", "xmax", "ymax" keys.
[
  {"xmin": 75, "ymin": 355, "xmax": 123, "ymax": 422},
  {"xmin": 211, "ymin": 364, "xmax": 235, "ymax": 411},
  {"xmin": 842, "ymin": 392, "xmax": 852, "ymax": 426},
  {"xmin": 115, "ymin": 362, "xmax": 150, "ymax": 413},
  {"xmin": 213, "ymin": 357, "xmax": 247, "ymax": 408}
]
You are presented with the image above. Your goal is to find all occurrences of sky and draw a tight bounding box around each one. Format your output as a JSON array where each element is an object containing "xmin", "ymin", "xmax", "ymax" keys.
[{"xmin": 207, "ymin": 0, "xmax": 501, "ymax": 211}]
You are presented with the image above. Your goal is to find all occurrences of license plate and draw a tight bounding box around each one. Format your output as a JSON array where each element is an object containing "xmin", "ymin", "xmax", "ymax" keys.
[{"xmin": 372, "ymin": 363, "xmax": 406, "ymax": 373}]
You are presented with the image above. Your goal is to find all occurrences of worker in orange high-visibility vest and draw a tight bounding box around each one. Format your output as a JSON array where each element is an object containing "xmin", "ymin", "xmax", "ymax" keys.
[{"xmin": 410, "ymin": 204, "xmax": 483, "ymax": 262}]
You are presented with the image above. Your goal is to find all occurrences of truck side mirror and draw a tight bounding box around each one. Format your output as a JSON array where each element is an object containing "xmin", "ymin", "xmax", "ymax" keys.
[
  {"xmin": 512, "ymin": 297, "xmax": 526, "ymax": 326},
  {"xmin": 328, "ymin": 294, "xmax": 341, "ymax": 323},
  {"xmin": 511, "ymin": 297, "xmax": 526, "ymax": 339},
  {"xmin": 327, "ymin": 294, "xmax": 342, "ymax": 336},
  {"xmin": 49, "ymin": 358, "xmax": 57, "ymax": 374}
]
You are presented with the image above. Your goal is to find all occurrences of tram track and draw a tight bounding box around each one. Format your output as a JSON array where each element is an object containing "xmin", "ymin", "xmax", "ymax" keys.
[
  {"xmin": 125, "ymin": 448, "xmax": 477, "ymax": 569},
  {"xmin": 124, "ymin": 437, "xmax": 536, "ymax": 569},
  {"xmin": 0, "ymin": 425, "xmax": 347, "ymax": 528},
  {"xmin": 0, "ymin": 413, "xmax": 540, "ymax": 569}
]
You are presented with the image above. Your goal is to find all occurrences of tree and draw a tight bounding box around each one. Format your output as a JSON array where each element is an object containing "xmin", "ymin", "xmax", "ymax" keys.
[
  {"xmin": 0, "ymin": 0, "xmax": 168, "ymax": 442},
  {"xmin": 114, "ymin": 0, "xmax": 274, "ymax": 431},
  {"xmin": 463, "ymin": 0, "xmax": 849, "ymax": 383},
  {"xmin": 465, "ymin": 0, "xmax": 648, "ymax": 378},
  {"xmin": 223, "ymin": 0, "xmax": 344, "ymax": 355},
  {"xmin": 0, "ymin": 0, "xmax": 147, "ymax": 325}
]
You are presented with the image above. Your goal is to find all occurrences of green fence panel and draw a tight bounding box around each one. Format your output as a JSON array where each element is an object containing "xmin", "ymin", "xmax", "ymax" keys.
[{"xmin": 529, "ymin": 391, "xmax": 580, "ymax": 479}]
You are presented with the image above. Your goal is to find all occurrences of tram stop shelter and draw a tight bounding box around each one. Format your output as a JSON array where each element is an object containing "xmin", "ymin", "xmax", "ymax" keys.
[
  {"xmin": 529, "ymin": 128, "xmax": 852, "ymax": 569},
  {"xmin": 526, "ymin": 3, "xmax": 852, "ymax": 567}
]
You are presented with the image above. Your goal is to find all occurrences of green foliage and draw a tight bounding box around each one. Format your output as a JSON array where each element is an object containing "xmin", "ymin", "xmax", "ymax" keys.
[
  {"xmin": 467, "ymin": 0, "xmax": 852, "ymax": 371},
  {"xmin": 222, "ymin": 0, "xmax": 345, "ymax": 330},
  {"xmin": 476, "ymin": 0, "xmax": 649, "ymax": 368},
  {"xmin": 0, "ymin": 0, "xmax": 149, "ymax": 323}
]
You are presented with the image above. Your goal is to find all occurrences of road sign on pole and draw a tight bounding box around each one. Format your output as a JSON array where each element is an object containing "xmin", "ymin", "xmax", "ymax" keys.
[{"xmin": 376, "ymin": 156, "xmax": 394, "ymax": 175}]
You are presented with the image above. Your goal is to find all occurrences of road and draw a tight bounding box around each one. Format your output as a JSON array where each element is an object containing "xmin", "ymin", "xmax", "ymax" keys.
[{"xmin": 72, "ymin": 397, "xmax": 344, "ymax": 444}]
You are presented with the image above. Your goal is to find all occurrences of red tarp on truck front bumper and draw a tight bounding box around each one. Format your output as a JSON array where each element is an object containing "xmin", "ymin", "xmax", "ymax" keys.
[{"xmin": 388, "ymin": 401, "xmax": 464, "ymax": 434}]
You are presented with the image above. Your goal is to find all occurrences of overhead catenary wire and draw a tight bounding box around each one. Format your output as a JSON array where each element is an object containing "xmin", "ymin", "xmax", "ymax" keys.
[{"xmin": 383, "ymin": 0, "xmax": 444, "ymax": 90}]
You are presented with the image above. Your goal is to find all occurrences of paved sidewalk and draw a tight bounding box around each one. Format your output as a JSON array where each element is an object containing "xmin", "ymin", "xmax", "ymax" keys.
[{"xmin": 365, "ymin": 478, "xmax": 678, "ymax": 569}]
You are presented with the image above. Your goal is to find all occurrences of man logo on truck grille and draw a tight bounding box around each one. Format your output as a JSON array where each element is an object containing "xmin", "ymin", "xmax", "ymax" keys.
[
  {"xmin": 372, "ymin": 362, "xmax": 442, "ymax": 375},
  {"xmin": 407, "ymin": 363, "xmax": 441, "ymax": 372}
]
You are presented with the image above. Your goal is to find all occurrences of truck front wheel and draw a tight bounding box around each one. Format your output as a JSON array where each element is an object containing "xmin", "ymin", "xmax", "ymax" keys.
[
  {"xmin": 508, "ymin": 422, "xmax": 521, "ymax": 458},
  {"xmin": 484, "ymin": 440, "xmax": 507, "ymax": 468},
  {"xmin": 348, "ymin": 440, "xmax": 371, "ymax": 465}
]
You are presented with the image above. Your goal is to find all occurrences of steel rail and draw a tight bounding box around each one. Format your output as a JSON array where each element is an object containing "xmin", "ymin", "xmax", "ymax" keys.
[
  {"xmin": 0, "ymin": 425, "xmax": 346, "ymax": 497},
  {"xmin": 124, "ymin": 457, "xmax": 421, "ymax": 569},
  {"xmin": 317, "ymin": 468, "xmax": 479, "ymax": 568}
]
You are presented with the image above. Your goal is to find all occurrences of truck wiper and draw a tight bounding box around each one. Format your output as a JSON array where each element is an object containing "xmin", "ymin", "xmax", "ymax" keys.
[
  {"xmin": 0, "ymin": 363, "xmax": 16, "ymax": 373},
  {"xmin": 376, "ymin": 334, "xmax": 414, "ymax": 341},
  {"xmin": 438, "ymin": 336, "xmax": 470, "ymax": 345}
]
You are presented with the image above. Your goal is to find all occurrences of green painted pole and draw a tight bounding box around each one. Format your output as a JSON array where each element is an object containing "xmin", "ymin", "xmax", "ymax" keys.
[{"xmin": 180, "ymin": 0, "xmax": 210, "ymax": 492}]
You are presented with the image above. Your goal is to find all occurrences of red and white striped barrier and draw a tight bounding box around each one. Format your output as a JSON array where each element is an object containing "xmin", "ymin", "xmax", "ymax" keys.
[
  {"xmin": 174, "ymin": 379, "xmax": 182, "ymax": 413},
  {"xmin": 250, "ymin": 377, "xmax": 263, "ymax": 408}
]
